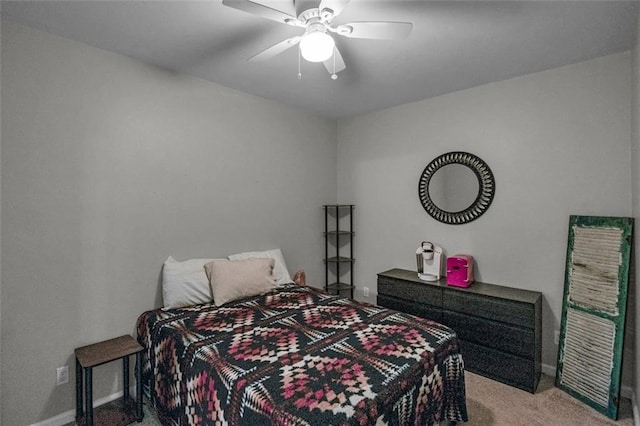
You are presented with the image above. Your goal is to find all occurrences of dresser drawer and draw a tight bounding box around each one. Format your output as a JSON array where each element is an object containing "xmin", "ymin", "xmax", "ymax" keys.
[
  {"xmin": 377, "ymin": 294, "xmax": 442, "ymax": 323},
  {"xmin": 443, "ymin": 310, "xmax": 535, "ymax": 359},
  {"xmin": 443, "ymin": 291, "xmax": 534, "ymax": 329},
  {"xmin": 378, "ymin": 276, "xmax": 442, "ymax": 307},
  {"xmin": 460, "ymin": 340, "xmax": 539, "ymax": 393}
]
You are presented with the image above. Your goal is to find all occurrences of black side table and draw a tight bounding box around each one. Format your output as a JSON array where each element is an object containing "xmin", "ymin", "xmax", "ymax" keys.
[{"xmin": 75, "ymin": 334, "xmax": 144, "ymax": 425}]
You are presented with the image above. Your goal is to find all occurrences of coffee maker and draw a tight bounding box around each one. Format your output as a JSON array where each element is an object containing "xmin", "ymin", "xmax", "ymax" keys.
[{"xmin": 416, "ymin": 241, "xmax": 443, "ymax": 282}]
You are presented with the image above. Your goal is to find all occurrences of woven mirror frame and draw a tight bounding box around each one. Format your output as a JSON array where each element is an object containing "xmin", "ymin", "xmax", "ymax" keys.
[{"xmin": 418, "ymin": 151, "xmax": 495, "ymax": 225}]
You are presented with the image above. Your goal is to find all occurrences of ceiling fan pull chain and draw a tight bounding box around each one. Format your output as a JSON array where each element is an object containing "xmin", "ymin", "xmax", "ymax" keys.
[
  {"xmin": 331, "ymin": 46, "xmax": 338, "ymax": 80},
  {"xmin": 298, "ymin": 46, "xmax": 302, "ymax": 79}
]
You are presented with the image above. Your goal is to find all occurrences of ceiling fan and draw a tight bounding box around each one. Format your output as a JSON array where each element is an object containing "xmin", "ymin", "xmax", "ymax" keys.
[{"xmin": 221, "ymin": 0, "xmax": 413, "ymax": 79}]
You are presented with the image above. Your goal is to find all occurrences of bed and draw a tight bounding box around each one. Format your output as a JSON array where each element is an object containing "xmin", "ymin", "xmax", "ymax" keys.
[{"xmin": 137, "ymin": 282, "xmax": 468, "ymax": 425}]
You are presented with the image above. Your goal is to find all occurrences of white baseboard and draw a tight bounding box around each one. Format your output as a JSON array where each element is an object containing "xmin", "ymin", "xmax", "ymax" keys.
[
  {"xmin": 30, "ymin": 386, "xmax": 136, "ymax": 426},
  {"xmin": 541, "ymin": 362, "xmax": 556, "ymax": 377}
]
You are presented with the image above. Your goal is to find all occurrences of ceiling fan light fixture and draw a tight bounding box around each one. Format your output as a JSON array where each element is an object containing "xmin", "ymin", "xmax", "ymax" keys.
[{"xmin": 300, "ymin": 26, "xmax": 335, "ymax": 63}]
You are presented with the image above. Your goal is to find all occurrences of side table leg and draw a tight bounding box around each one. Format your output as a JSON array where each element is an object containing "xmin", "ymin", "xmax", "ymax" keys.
[
  {"xmin": 85, "ymin": 367, "xmax": 93, "ymax": 426},
  {"xmin": 123, "ymin": 355, "xmax": 130, "ymax": 402},
  {"xmin": 75, "ymin": 358, "xmax": 83, "ymax": 420},
  {"xmin": 136, "ymin": 351, "xmax": 143, "ymax": 421}
]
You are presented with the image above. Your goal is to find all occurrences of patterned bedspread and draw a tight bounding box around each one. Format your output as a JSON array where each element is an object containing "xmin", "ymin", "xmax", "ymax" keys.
[{"xmin": 137, "ymin": 284, "xmax": 467, "ymax": 425}]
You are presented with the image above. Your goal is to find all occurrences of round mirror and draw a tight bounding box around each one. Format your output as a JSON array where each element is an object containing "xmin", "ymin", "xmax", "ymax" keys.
[
  {"xmin": 418, "ymin": 152, "xmax": 495, "ymax": 225},
  {"xmin": 428, "ymin": 164, "xmax": 479, "ymax": 213}
]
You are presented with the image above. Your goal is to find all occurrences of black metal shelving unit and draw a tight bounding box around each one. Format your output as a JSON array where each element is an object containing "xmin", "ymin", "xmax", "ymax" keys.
[{"xmin": 323, "ymin": 204, "xmax": 354, "ymax": 298}]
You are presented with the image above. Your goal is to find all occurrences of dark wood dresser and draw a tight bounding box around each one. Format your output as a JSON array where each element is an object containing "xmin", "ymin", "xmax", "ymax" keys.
[{"xmin": 377, "ymin": 268, "xmax": 542, "ymax": 393}]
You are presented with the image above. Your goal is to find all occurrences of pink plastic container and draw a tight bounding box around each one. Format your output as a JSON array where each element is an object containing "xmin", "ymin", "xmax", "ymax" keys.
[{"xmin": 446, "ymin": 255, "xmax": 474, "ymax": 287}]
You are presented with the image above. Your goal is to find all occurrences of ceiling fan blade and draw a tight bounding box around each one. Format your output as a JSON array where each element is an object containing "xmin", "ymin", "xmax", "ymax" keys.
[
  {"xmin": 222, "ymin": 0, "xmax": 296, "ymax": 25},
  {"xmin": 318, "ymin": 0, "xmax": 351, "ymax": 18},
  {"xmin": 323, "ymin": 46, "xmax": 346, "ymax": 75},
  {"xmin": 249, "ymin": 36, "xmax": 301, "ymax": 62},
  {"xmin": 337, "ymin": 22, "xmax": 413, "ymax": 40}
]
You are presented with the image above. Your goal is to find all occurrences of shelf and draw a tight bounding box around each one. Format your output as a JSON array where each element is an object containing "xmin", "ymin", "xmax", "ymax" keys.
[
  {"xmin": 325, "ymin": 256, "xmax": 354, "ymax": 263},
  {"xmin": 325, "ymin": 230, "xmax": 355, "ymax": 236},
  {"xmin": 326, "ymin": 282, "xmax": 355, "ymax": 291},
  {"xmin": 324, "ymin": 204, "xmax": 354, "ymax": 299}
]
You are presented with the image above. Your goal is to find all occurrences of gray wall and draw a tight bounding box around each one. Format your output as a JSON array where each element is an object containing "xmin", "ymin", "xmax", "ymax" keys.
[
  {"xmin": 2, "ymin": 15, "xmax": 639, "ymax": 426},
  {"xmin": 337, "ymin": 52, "xmax": 633, "ymax": 376},
  {"xmin": 633, "ymin": 10, "xmax": 640, "ymax": 421},
  {"xmin": 1, "ymin": 21, "xmax": 336, "ymax": 425},
  {"xmin": 0, "ymin": 8, "xmax": 3, "ymax": 423}
]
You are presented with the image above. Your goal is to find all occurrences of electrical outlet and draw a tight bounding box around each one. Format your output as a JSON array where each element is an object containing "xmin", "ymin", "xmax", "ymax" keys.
[
  {"xmin": 554, "ymin": 330, "xmax": 560, "ymax": 345},
  {"xmin": 56, "ymin": 366, "xmax": 69, "ymax": 385},
  {"xmin": 363, "ymin": 287, "xmax": 369, "ymax": 298}
]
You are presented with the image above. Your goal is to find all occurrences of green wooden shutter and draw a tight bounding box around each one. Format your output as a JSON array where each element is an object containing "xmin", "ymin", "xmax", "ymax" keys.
[{"xmin": 556, "ymin": 215, "xmax": 633, "ymax": 420}]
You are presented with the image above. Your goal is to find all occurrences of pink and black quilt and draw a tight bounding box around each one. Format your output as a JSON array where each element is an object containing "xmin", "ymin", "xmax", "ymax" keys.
[{"xmin": 137, "ymin": 284, "xmax": 467, "ymax": 425}]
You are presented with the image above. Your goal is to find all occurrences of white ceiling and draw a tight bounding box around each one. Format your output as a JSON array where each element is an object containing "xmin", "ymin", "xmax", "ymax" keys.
[{"xmin": 2, "ymin": 1, "xmax": 638, "ymax": 119}]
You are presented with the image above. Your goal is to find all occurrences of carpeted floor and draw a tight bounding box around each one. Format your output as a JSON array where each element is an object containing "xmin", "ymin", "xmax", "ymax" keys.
[
  {"xmin": 84, "ymin": 372, "xmax": 634, "ymax": 425},
  {"xmin": 464, "ymin": 372, "xmax": 634, "ymax": 425}
]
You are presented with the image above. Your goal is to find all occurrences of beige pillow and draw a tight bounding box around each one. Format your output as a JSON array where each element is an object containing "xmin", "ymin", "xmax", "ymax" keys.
[{"xmin": 204, "ymin": 258, "xmax": 278, "ymax": 306}]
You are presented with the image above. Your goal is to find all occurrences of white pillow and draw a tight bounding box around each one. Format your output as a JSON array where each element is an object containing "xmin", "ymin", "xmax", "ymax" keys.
[
  {"xmin": 204, "ymin": 258, "xmax": 278, "ymax": 306},
  {"xmin": 162, "ymin": 256, "xmax": 216, "ymax": 309},
  {"xmin": 228, "ymin": 248, "xmax": 292, "ymax": 285}
]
